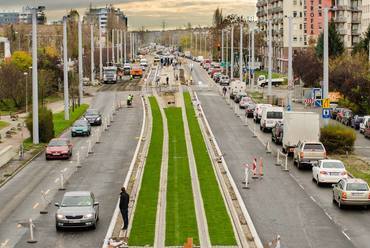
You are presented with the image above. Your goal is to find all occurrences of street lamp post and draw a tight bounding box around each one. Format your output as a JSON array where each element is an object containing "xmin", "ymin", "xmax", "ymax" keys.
[
  {"xmin": 24, "ymin": 72, "xmax": 28, "ymax": 113},
  {"xmin": 287, "ymin": 16, "xmax": 293, "ymax": 111},
  {"xmin": 231, "ymin": 25, "xmax": 234, "ymax": 80},
  {"xmin": 90, "ymin": 24, "xmax": 95, "ymax": 83},
  {"xmin": 251, "ymin": 20, "xmax": 255, "ymax": 89},
  {"xmin": 78, "ymin": 17, "xmax": 83, "ymax": 106},
  {"xmin": 323, "ymin": 7, "xmax": 329, "ymax": 126},
  {"xmin": 221, "ymin": 29, "xmax": 224, "ymax": 63},
  {"xmin": 99, "ymin": 23, "xmax": 103, "ymax": 80},
  {"xmin": 31, "ymin": 8, "xmax": 39, "ymax": 144},
  {"xmin": 112, "ymin": 29, "xmax": 115, "ymax": 64},
  {"xmin": 124, "ymin": 31, "xmax": 127, "ymax": 63},
  {"xmin": 239, "ymin": 23, "xmax": 243, "ymax": 82},
  {"xmin": 63, "ymin": 16, "xmax": 70, "ymax": 121},
  {"xmin": 267, "ymin": 19, "xmax": 273, "ymax": 96},
  {"xmin": 226, "ymin": 30, "xmax": 229, "ymax": 76},
  {"xmin": 248, "ymin": 25, "xmax": 251, "ymax": 88}
]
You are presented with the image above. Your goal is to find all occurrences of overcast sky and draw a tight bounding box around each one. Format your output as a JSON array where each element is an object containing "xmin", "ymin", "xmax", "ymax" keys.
[{"xmin": 1, "ymin": 0, "xmax": 256, "ymax": 30}]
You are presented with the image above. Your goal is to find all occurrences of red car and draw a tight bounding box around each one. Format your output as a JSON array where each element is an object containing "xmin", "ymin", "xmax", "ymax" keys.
[
  {"xmin": 46, "ymin": 138, "xmax": 73, "ymax": 160},
  {"xmin": 210, "ymin": 68, "xmax": 222, "ymax": 77}
]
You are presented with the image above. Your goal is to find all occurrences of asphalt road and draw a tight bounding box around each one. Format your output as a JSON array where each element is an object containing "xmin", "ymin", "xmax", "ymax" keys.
[
  {"xmin": 0, "ymin": 82, "xmax": 142, "ymax": 248},
  {"xmin": 190, "ymin": 63, "xmax": 361, "ymax": 248}
]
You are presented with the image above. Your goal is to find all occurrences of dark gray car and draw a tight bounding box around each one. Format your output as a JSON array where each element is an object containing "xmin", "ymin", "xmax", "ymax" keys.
[
  {"xmin": 84, "ymin": 109, "xmax": 102, "ymax": 126},
  {"xmin": 55, "ymin": 191, "xmax": 99, "ymax": 231}
]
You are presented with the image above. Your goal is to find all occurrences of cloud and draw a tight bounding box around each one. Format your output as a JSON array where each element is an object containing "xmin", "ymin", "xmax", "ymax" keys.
[{"xmin": 1, "ymin": 0, "xmax": 257, "ymax": 30}]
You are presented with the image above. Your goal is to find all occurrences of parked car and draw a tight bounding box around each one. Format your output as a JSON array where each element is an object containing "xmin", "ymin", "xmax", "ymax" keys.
[
  {"xmin": 360, "ymin": 116, "xmax": 370, "ymax": 133},
  {"xmin": 71, "ymin": 119, "xmax": 91, "ymax": 137},
  {"xmin": 312, "ymin": 160, "xmax": 347, "ymax": 185},
  {"xmin": 245, "ymin": 103, "xmax": 256, "ymax": 118},
  {"xmin": 219, "ymin": 75, "xmax": 230, "ymax": 86},
  {"xmin": 253, "ymin": 104, "xmax": 272, "ymax": 123},
  {"xmin": 55, "ymin": 191, "xmax": 99, "ymax": 230},
  {"xmin": 293, "ymin": 141, "xmax": 326, "ymax": 169},
  {"xmin": 333, "ymin": 178, "xmax": 370, "ymax": 208},
  {"xmin": 364, "ymin": 120, "xmax": 370, "ymax": 138},
  {"xmin": 260, "ymin": 106, "xmax": 284, "ymax": 132},
  {"xmin": 213, "ymin": 73, "xmax": 222, "ymax": 83},
  {"xmin": 234, "ymin": 93, "xmax": 248, "ymax": 104},
  {"xmin": 84, "ymin": 109, "xmax": 102, "ymax": 126},
  {"xmin": 239, "ymin": 96, "xmax": 253, "ymax": 109},
  {"xmin": 46, "ymin": 138, "xmax": 73, "ymax": 160},
  {"xmin": 336, "ymin": 108, "xmax": 351, "ymax": 124},
  {"xmin": 271, "ymin": 122, "xmax": 284, "ymax": 145},
  {"xmin": 350, "ymin": 115, "xmax": 364, "ymax": 130},
  {"xmin": 331, "ymin": 107, "xmax": 344, "ymax": 120}
]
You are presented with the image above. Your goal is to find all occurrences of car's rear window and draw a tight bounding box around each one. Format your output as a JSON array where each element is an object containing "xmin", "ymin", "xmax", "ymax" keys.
[
  {"xmin": 49, "ymin": 140, "xmax": 67, "ymax": 146},
  {"xmin": 322, "ymin": 161, "xmax": 344, "ymax": 169},
  {"xmin": 346, "ymin": 183, "xmax": 369, "ymax": 191},
  {"xmin": 86, "ymin": 110, "xmax": 99, "ymax": 115},
  {"xmin": 267, "ymin": 111, "xmax": 283, "ymax": 119},
  {"xmin": 304, "ymin": 144, "xmax": 324, "ymax": 150}
]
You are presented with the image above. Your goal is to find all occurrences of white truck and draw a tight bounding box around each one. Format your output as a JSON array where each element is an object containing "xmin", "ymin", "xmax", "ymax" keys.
[
  {"xmin": 282, "ymin": 112, "xmax": 320, "ymax": 155},
  {"xmin": 257, "ymin": 75, "xmax": 285, "ymax": 88},
  {"xmin": 230, "ymin": 80, "xmax": 246, "ymax": 99},
  {"xmin": 184, "ymin": 51, "xmax": 191, "ymax": 58},
  {"xmin": 102, "ymin": 66, "xmax": 118, "ymax": 84}
]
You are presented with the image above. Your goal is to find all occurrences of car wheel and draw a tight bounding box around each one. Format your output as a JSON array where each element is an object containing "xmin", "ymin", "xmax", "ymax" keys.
[{"xmin": 91, "ymin": 222, "xmax": 97, "ymax": 230}]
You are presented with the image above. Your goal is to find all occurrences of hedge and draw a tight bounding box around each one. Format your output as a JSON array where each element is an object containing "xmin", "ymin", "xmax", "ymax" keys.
[{"xmin": 320, "ymin": 124, "xmax": 356, "ymax": 154}]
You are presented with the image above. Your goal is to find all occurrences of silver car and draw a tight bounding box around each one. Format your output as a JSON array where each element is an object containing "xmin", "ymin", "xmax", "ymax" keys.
[
  {"xmin": 55, "ymin": 191, "xmax": 99, "ymax": 231},
  {"xmin": 333, "ymin": 178, "xmax": 370, "ymax": 209}
]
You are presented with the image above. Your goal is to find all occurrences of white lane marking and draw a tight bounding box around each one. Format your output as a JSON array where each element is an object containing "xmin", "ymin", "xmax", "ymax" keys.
[
  {"xmin": 325, "ymin": 212, "xmax": 333, "ymax": 221},
  {"xmin": 310, "ymin": 196, "xmax": 317, "ymax": 203},
  {"xmin": 342, "ymin": 231, "xmax": 351, "ymax": 241},
  {"xmin": 1, "ymin": 239, "xmax": 9, "ymax": 247},
  {"xmin": 63, "ymin": 168, "xmax": 67, "ymax": 172},
  {"xmin": 299, "ymin": 184, "xmax": 305, "ymax": 190},
  {"xmin": 55, "ymin": 178, "xmax": 59, "ymax": 183},
  {"xmin": 32, "ymin": 202, "xmax": 39, "ymax": 209},
  {"xmin": 45, "ymin": 189, "xmax": 50, "ymax": 195}
]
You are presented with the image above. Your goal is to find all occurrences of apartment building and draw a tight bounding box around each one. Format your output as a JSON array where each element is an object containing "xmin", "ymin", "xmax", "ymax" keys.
[
  {"xmin": 0, "ymin": 7, "xmax": 46, "ymax": 25},
  {"xmin": 363, "ymin": 0, "xmax": 370, "ymax": 33},
  {"xmin": 85, "ymin": 5, "xmax": 128, "ymax": 34},
  {"xmin": 256, "ymin": 0, "xmax": 361, "ymax": 73},
  {"xmin": 332, "ymin": 0, "xmax": 362, "ymax": 47}
]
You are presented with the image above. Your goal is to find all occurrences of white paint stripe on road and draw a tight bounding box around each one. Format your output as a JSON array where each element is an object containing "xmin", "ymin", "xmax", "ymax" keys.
[
  {"xmin": 325, "ymin": 212, "xmax": 333, "ymax": 221},
  {"xmin": 299, "ymin": 184, "xmax": 305, "ymax": 190},
  {"xmin": 54, "ymin": 178, "xmax": 59, "ymax": 183},
  {"xmin": 0, "ymin": 239, "xmax": 9, "ymax": 248},
  {"xmin": 342, "ymin": 231, "xmax": 351, "ymax": 241},
  {"xmin": 45, "ymin": 189, "xmax": 50, "ymax": 195},
  {"xmin": 63, "ymin": 168, "xmax": 67, "ymax": 172},
  {"xmin": 32, "ymin": 202, "xmax": 39, "ymax": 209},
  {"xmin": 310, "ymin": 196, "xmax": 317, "ymax": 203}
]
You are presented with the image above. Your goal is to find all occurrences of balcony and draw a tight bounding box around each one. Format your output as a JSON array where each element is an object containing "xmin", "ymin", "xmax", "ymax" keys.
[
  {"xmin": 334, "ymin": 16, "xmax": 347, "ymax": 23},
  {"xmin": 272, "ymin": 6, "xmax": 283, "ymax": 14}
]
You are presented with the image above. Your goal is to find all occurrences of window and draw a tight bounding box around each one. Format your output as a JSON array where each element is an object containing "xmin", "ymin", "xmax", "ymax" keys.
[{"xmin": 293, "ymin": 11, "xmax": 297, "ymax": 17}]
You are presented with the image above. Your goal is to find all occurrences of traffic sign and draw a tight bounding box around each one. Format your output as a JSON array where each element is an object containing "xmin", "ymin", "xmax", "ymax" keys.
[
  {"xmin": 322, "ymin": 108, "xmax": 331, "ymax": 119},
  {"xmin": 322, "ymin": 98, "xmax": 330, "ymax": 109}
]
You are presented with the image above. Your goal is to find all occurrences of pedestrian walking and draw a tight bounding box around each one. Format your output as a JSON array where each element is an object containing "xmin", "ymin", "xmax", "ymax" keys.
[
  {"xmin": 222, "ymin": 86, "xmax": 227, "ymax": 97},
  {"xmin": 119, "ymin": 187, "xmax": 130, "ymax": 230}
]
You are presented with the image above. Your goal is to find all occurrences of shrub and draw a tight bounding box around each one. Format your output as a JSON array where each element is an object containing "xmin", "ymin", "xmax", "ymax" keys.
[
  {"xmin": 320, "ymin": 124, "xmax": 356, "ymax": 154},
  {"xmin": 26, "ymin": 107, "xmax": 55, "ymax": 143}
]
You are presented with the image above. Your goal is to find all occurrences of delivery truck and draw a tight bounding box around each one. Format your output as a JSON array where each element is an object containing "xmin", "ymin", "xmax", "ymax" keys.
[
  {"xmin": 257, "ymin": 75, "xmax": 285, "ymax": 87},
  {"xmin": 282, "ymin": 112, "xmax": 320, "ymax": 155}
]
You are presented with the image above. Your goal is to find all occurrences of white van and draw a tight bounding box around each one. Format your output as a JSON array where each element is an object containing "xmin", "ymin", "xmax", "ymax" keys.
[
  {"xmin": 260, "ymin": 106, "xmax": 284, "ymax": 132},
  {"xmin": 253, "ymin": 104, "xmax": 272, "ymax": 123},
  {"xmin": 230, "ymin": 80, "xmax": 246, "ymax": 99}
]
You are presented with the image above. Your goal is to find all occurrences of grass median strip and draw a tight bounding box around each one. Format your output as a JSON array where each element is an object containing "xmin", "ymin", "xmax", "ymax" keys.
[
  {"xmin": 165, "ymin": 107, "xmax": 199, "ymax": 246},
  {"xmin": 129, "ymin": 97, "xmax": 163, "ymax": 246},
  {"xmin": 0, "ymin": 120, "xmax": 9, "ymax": 130},
  {"xmin": 184, "ymin": 92, "xmax": 237, "ymax": 245}
]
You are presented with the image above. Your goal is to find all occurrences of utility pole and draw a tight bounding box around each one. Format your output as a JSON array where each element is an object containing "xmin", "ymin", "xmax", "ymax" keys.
[
  {"xmin": 106, "ymin": 30, "xmax": 109, "ymax": 64},
  {"xmin": 116, "ymin": 29, "xmax": 119, "ymax": 63},
  {"xmin": 31, "ymin": 8, "xmax": 39, "ymax": 144},
  {"xmin": 221, "ymin": 29, "xmax": 224, "ymax": 63},
  {"xmin": 231, "ymin": 25, "xmax": 234, "ymax": 80},
  {"xmin": 204, "ymin": 32, "xmax": 207, "ymax": 57},
  {"xmin": 251, "ymin": 20, "xmax": 255, "ymax": 89},
  {"xmin": 226, "ymin": 31, "xmax": 229, "ymax": 76},
  {"xmin": 195, "ymin": 32, "xmax": 197, "ymax": 56},
  {"xmin": 323, "ymin": 7, "xmax": 329, "ymax": 126},
  {"xmin": 120, "ymin": 30, "xmax": 123, "ymax": 63},
  {"xmin": 78, "ymin": 17, "xmax": 83, "ymax": 106},
  {"xmin": 267, "ymin": 20, "xmax": 272, "ymax": 96},
  {"xmin": 112, "ymin": 29, "xmax": 115, "ymax": 64},
  {"xmin": 248, "ymin": 25, "xmax": 251, "ymax": 88},
  {"xmin": 63, "ymin": 16, "xmax": 69, "ymax": 120},
  {"xmin": 239, "ymin": 23, "xmax": 243, "ymax": 82},
  {"xmin": 287, "ymin": 16, "xmax": 293, "ymax": 111},
  {"xmin": 99, "ymin": 23, "xmax": 103, "ymax": 80},
  {"xmin": 124, "ymin": 31, "xmax": 127, "ymax": 63},
  {"xmin": 90, "ymin": 24, "xmax": 95, "ymax": 83}
]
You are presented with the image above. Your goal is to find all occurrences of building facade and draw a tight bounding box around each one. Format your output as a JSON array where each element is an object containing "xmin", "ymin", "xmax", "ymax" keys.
[
  {"xmin": 363, "ymin": 0, "xmax": 370, "ymax": 33},
  {"xmin": 0, "ymin": 7, "xmax": 46, "ymax": 25},
  {"xmin": 0, "ymin": 12, "xmax": 19, "ymax": 25},
  {"xmin": 85, "ymin": 5, "xmax": 128, "ymax": 34},
  {"xmin": 256, "ymin": 0, "xmax": 361, "ymax": 73}
]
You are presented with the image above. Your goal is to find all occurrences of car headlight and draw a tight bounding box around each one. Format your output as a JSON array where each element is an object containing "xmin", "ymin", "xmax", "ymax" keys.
[
  {"xmin": 84, "ymin": 213, "xmax": 94, "ymax": 219},
  {"xmin": 56, "ymin": 214, "xmax": 64, "ymax": 219},
  {"xmin": 96, "ymin": 117, "xmax": 101, "ymax": 121}
]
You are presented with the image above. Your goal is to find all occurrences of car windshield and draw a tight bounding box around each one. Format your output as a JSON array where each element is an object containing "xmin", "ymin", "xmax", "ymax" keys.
[
  {"xmin": 49, "ymin": 140, "xmax": 67, "ymax": 147},
  {"xmin": 74, "ymin": 121, "xmax": 86, "ymax": 127},
  {"xmin": 266, "ymin": 111, "xmax": 283, "ymax": 119},
  {"xmin": 61, "ymin": 195, "xmax": 93, "ymax": 207},
  {"xmin": 346, "ymin": 183, "xmax": 369, "ymax": 191},
  {"xmin": 322, "ymin": 161, "xmax": 344, "ymax": 169},
  {"xmin": 86, "ymin": 110, "xmax": 99, "ymax": 116},
  {"xmin": 304, "ymin": 143, "xmax": 324, "ymax": 150}
]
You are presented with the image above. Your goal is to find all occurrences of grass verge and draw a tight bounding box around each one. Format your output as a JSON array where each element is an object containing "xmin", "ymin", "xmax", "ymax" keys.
[
  {"xmin": 23, "ymin": 104, "xmax": 89, "ymax": 151},
  {"xmin": 129, "ymin": 97, "xmax": 164, "ymax": 246},
  {"xmin": 165, "ymin": 107, "xmax": 199, "ymax": 246},
  {"xmin": 0, "ymin": 121, "xmax": 9, "ymax": 130},
  {"xmin": 331, "ymin": 154, "xmax": 370, "ymax": 185},
  {"xmin": 184, "ymin": 92, "xmax": 236, "ymax": 245},
  {"xmin": 249, "ymin": 91, "xmax": 265, "ymax": 103}
]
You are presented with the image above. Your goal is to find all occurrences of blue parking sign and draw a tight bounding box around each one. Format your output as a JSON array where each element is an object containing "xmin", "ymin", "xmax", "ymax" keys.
[{"xmin": 322, "ymin": 108, "xmax": 331, "ymax": 119}]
